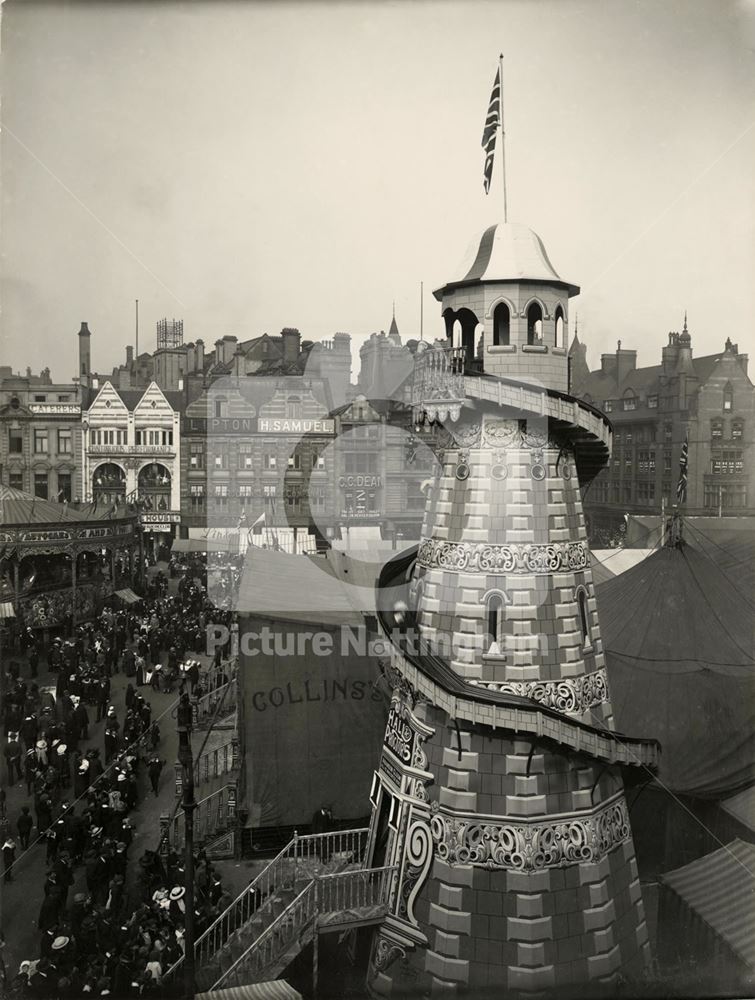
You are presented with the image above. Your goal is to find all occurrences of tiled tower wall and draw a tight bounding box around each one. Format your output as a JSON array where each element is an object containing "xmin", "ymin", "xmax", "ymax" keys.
[
  {"xmin": 373, "ymin": 707, "xmax": 650, "ymax": 996},
  {"xmin": 438, "ymin": 280, "xmax": 570, "ymax": 390},
  {"xmin": 413, "ymin": 413, "xmax": 611, "ymax": 729}
]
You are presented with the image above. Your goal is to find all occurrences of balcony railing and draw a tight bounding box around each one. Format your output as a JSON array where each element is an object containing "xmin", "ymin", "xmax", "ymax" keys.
[
  {"xmin": 412, "ymin": 344, "xmax": 467, "ymax": 420},
  {"xmin": 88, "ymin": 444, "xmax": 175, "ymax": 455},
  {"xmin": 193, "ymin": 677, "xmax": 237, "ymax": 727}
]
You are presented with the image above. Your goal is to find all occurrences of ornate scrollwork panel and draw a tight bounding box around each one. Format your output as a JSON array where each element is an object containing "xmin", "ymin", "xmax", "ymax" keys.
[
  {"xmin": 398, "ymin": 819, "xmax": 434, "ymax": 927},
  {"xmin": 472, "ymin": 668, "xmax": 609, "ymax": 713},
  {"xmin": 429, "ymin": 796, "xmax": 630, "ymax": 871},
  {"xmin": 417, "ymin": 538, "xmax": 588, "ymax": 574}
]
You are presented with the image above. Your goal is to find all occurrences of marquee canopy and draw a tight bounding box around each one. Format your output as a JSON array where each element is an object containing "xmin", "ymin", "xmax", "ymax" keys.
[{"xmin": 596, "ymin": 539, "xmax": 755, "ymax": 798}]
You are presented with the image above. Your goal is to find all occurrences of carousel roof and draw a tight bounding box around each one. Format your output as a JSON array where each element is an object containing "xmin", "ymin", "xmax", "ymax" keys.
[
  {"xmin": 0, "ymin": 484, "xmax": 81, "ymax": 526},
  {"xmin": 0, "ymin": 484, "xmax": 133, "ymax": 528}
]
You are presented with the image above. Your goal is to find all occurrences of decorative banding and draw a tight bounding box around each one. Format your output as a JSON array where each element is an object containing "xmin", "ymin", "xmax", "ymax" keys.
[
  {"xmin": 429, "ymin": 795, "xmax": 631, "ymax": 871},
  {"xmin": 416, "ymin": 538, "xmax": 589, "ymax": 574},
  {"xmin": 470, "ymin": 668, "xmax": 609, "ymax": 713}
]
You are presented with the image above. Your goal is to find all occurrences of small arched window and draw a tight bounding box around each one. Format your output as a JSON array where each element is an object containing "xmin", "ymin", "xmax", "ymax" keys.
[
  {"xmin": 554, "ymin": 305, "xmax": 565, "ymax": 348},
  {"xmin": 732, "ymin": 419, "xmax": 744, "ymax": 441},
  {"xmin": 723, "ymin": 382, "xmax": 733, "ymax": 412},
  {"xmin": 482, "ymin": 589, "xmax": 509, "ymax": 659},
  {"xmin": 286, "ymin": 395, "xmax": 301, "ymax": 419},
  {"xmin": 492, "ymin": 303, "xmax": 510, "ymax": 347},
  {"xmin": 527, "ymin": 303, "xmax": 543, "ymax": 345},
  {"xmin": 576, "ymin": 586, "xmax": 593, "ymax": 650}
]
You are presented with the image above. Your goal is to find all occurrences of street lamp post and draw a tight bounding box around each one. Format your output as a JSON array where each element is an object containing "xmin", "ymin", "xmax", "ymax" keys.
[{"xmin": 177, "ymin": 695, "xmax": 196, "ymax": 998}]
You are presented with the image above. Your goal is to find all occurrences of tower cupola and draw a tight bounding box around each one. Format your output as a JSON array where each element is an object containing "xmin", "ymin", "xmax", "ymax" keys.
[{"xmin": 433, "ymin": 222, "xmax": 579, "ymax": 392}]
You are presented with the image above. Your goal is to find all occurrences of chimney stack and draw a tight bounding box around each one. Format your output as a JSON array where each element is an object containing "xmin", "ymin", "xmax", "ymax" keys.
[
  {"xmin": 281, "ymin": 327, "xmax": 301, "ymax": 365},
  {"xmin": 126, "ymin": 345, "xmax": 134, "ymax": 365},
  {"xmin": 78, "ymin": 321, "xmax": 92, "ymax": 383},
  {"xmin": 195, "ymin": 339, "xmax": 205, "ymax": 372}
]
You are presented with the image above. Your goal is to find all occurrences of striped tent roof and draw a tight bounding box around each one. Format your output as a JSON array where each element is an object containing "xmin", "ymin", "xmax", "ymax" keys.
[
  {"xmin": 0, "ymin": 484, "xmax": 80, "ymax": 526},
  {"xmin": 660, "ymin": 839, "xmax": 755, "ymax": 970}
]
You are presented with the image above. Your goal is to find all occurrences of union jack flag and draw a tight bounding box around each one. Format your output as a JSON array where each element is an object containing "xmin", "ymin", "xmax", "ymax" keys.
[
  {"xmin": 676, "ymin": 432, "xmax": 689, "ymax": 503},
  {"xmin": 482, "ymin": 67, "xmax": 501, "ymax": 194}
]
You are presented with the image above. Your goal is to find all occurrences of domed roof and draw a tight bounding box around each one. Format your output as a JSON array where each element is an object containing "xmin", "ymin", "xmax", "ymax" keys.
[{"xmin": 434, "ymin": 222, "xmax": 579, "ymax": 299}]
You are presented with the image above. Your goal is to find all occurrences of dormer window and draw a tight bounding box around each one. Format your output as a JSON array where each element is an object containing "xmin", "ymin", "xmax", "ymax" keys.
[
  {"xmin": 492, "ymin": 303, "xmax": 510, "ymax": 347},
  {"xmin": 623, "ymin": 390, "xmax": 637, "ymax": 411},
  {"xmin": 526, "ymin": 303, "xmax": 543, "ymax": 345}
]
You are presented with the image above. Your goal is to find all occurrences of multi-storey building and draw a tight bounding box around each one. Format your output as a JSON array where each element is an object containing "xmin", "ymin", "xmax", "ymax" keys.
[
  {"xmin": 570, "ymin": 321, "xmax": 755, "ymax": 538},
  {"xmin": 181, "ymin": 374, "xmax": 336, "ymax": 550},
  {"xmin": 81, "ymin": 363, "xmax": 182, "ymax": 558},
  {"xmin": 0, "ymin": 364, "xmax": 83, "ymax": 502}
]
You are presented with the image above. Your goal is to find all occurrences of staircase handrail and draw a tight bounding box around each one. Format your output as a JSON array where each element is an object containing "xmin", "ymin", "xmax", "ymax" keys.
[
  {"xmin": 162, "ymin": 825, "xmax": 369, "ymax": 983},
  {"xmin": 214, "ymin": 863, "xmax": 397, "ymax": 990}
]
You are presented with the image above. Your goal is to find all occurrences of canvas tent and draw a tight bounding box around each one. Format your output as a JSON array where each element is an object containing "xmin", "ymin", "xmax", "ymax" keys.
[{"xmin": 597, "ymin": 539, "xmax": 755, "ymax": 799}]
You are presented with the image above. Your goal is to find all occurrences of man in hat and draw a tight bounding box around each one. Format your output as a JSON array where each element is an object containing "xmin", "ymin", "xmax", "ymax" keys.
[
  {"xmin": 146, "ymin": 755, "xmax": 164, "ymax": 798},
  {"xmin": 73, "ymin": 699, "xmax": 90, "ymax": 742},
  {"xmin": 168, "ymin": 886, "xmax": 186, "ymax": 923},
  {"xmin": 20, "ymin": 713, "xmax": 38, "ymax": 754},
  {"xmin": 16, "ymin": 804, "xmax": 33, "ymax": 850},
  {"xmin": 24, "ymin": 748, "xmax": 38, "ymax": 795},
  {"xmin": 2, "ymin": 836, "xmax": 15, "ymax": 882},
  {"xmin": 4, "ymin": 732, "xmax": 22, "ymax": 786},
  {"xmin": 28, "ymin": 646, "xmax": 39, "ymax": 679}
]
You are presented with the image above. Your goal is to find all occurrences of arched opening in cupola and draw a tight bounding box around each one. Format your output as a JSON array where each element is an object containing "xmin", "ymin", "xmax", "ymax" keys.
[{"xmin": 527, "ymin": 302, "xmax": 543, "ymax": 345}]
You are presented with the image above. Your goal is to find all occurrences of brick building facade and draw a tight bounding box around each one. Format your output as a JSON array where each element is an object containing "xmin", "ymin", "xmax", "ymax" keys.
[{"xmin": 570, "ymin": 321, "xmax": 755, "ymax": 539}]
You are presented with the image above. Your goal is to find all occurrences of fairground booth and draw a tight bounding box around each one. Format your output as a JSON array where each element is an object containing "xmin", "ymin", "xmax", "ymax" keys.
[{"xmin": 0, "ymin": 484, "xmax": 141, "ymax": 644}]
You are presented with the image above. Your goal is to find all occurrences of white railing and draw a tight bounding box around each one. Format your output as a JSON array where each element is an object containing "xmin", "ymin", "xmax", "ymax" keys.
[
  {"xmin": 412, "ymin": 344, "xmax": 467, "ymax": 409},
  {"xmin": 162, "ymin": 827, "xmax": 369, "ymax": 986},
  {"xmin": 216, "ymin": 864, "xmax": 396, "ymax": 988},
  {"xmin": 193, "ymin": 677, "xmax": 237, "ymax": 727}
]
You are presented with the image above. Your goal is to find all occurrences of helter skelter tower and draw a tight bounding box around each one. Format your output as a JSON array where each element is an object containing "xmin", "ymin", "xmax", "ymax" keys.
[{"xmin": 362, "ymin": 222, "xmax": 660, "ymax": 997}]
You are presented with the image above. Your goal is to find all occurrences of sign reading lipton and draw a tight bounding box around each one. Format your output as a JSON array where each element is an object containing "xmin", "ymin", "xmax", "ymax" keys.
[{"xmin": 258, "ymin": 418, "xmax": 335, "ymax": 435}]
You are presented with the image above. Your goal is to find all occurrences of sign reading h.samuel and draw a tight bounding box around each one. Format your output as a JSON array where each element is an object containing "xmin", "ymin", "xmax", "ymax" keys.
[{"xmin": 258, "ymin": 417, "xmax": 335, "ymax": 435}]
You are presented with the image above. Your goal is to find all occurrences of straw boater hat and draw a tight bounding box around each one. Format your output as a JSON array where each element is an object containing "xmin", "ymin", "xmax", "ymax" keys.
[
  {"xmin": 73, "ymin": 893, "xmax": 88, "ymax": 904},
  {"xmin": 78, "ymin": 760, "xmax": 90, "ymax": 772},
  {"xmin": 51, "ymin": 937, "xmax": 69, "ymax": 951},
  {"xmin": 57, "ymin": 744, "xmax": 67, "ymax": 756},
  {"xmin": 169, "ymin": 886, "xmax": 185, "ymax": 901},
  {"xmin": 2, "ymin": 839, "xmax": 15, "ymax": 850},
  {"xmin": 36, "ymin": 740, "xmax": 47, "ymax": 750},
  {"xmin": 90, "ymin": 827, "xmax": 103, "ymax": 838}
]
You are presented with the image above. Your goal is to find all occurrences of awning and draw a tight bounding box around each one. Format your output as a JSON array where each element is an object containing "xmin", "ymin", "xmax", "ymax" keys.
[
  {"xmin": 659, "ymin": 839, "xmax": 755, "ymax": 971},
  {"xmin": 195, "ymin": 982, "xmax": 303, "ymax": 1000},
  {"xmin": 0, "ymin": 601, "xmax": 16, "ymax": 620},
  {"xmin": 721, "ymin": 786, "xmax": 755, "ymax": 837},
  {"xmin": 114, "ymin": 588, "xmax": 142, "ymax": 605}
]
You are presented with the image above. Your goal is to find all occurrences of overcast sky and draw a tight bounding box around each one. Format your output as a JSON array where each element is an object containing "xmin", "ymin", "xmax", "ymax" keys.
[{"xmin": 1, "ymin": 0, "xmax": 753, "ymax": 382}]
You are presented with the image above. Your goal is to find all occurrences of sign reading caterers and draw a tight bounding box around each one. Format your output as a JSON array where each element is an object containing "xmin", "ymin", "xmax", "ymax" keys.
[{"xmin": 258, "ymin": 417, "xmax": 335, "ymax": 435}]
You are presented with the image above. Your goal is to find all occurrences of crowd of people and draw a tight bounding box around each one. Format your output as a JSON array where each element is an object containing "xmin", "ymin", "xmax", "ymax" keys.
[{"xmin": 0, "ymin": 570, "xmax": 237, "ymax": 998}]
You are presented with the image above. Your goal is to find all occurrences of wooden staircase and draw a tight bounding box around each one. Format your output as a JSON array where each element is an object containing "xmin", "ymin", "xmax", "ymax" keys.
[{"xmin": 162, "ymin": 828, "xmax": 395, "ymax": 992}]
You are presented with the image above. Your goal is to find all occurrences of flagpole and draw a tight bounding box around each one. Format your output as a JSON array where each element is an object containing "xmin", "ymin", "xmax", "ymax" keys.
[{"xmin": 499, "ymin": 53, "xmax": 508, "ymax": 223}]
